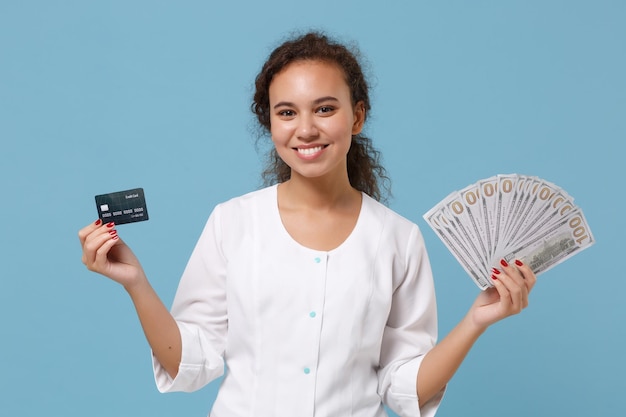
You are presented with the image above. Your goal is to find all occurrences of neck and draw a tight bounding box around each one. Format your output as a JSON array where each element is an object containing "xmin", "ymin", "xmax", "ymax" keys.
[{"xmin": 279, "ymin": 172, "xmax": 359, "ymax": 210}]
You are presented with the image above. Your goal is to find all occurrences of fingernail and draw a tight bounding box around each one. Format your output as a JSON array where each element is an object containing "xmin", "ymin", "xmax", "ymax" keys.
[
  {"xmin": 515, "ymin": 259, "xmax": 523, "ymax": 267},
  {"xmin": 109, "ymin": 230, "xmax": 117, "ymax": 236},
  {"xmin": 106, "ymin": 222, "xmax": 115, "ymax": 228},
  {"xmin": 491, "ymin": 274, "xmax": 498, "ymax": 280},
  {"xmin": 95, "ymin": 219, "xmax": 102, "ymax": 226},
  {"xmin": 492, "ymin": 268, "xmax": 501, "ymax": 275},
  {"xmin": 500, "ymin": 259, "xmax": 509, "ymax": 267},
  {"xmin": 112, "ymin": 235, "xmax": 119, "ymax": 240}
]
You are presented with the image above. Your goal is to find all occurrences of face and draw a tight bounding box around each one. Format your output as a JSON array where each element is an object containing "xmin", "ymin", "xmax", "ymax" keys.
[{"xmin": 268, "ymin": 60, "xmax": 365, "ymax": 182}]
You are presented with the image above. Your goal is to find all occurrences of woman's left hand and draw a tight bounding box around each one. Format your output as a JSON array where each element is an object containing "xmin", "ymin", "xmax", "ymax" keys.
[{"xmin": 469, "ymin": 259, "xmax": 537, "ymax": 329}]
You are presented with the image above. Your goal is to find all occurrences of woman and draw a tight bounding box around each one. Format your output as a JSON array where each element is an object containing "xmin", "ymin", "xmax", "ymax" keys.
[{"xmin": 79, "ymin": 32, "xmax": 535, "ymax": 417}]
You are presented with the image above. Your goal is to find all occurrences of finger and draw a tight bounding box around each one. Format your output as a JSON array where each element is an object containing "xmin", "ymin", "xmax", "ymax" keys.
[
  {"xmin": 501, "ymin": 259, "xmax": 534, "ymax": 308},
  {"xmin": 81, "ymin": 221, "xmax": 116, "ymax": 248},
  {"xmin": 498, "ymin": 259, "xmax": 526, "ymax": 287},
  {"xmin": 92, "ymin": 233, "xmax": 120, "ymax": 272},
  {"xmin": 82, "ymin": 225, "xmax": 118, "ymax": 268},
  {"xmin": 513, "ymin": 259, "xmax": 537, "ymax": 293},
  {"xmin": 494, "ymin": 261, "xmax": 527, "ymax": 312},
  {"xmin": 78, "ymin": 220, "xmax": 116, "ymax": 246},
  {"xmin": 490, "ymin": 274, "xmax": 513, "ymax": 310},
  {"xmin": 78, "ymin": 219, "xmax": 105, "ymax": 245},
  {"xmin": 82, "ymin": 231, "xmax": 116, "ymax": 268}
]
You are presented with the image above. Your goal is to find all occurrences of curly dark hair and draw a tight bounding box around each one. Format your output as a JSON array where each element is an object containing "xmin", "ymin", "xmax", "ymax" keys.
[{"xmin": 252, "ymin": 31, "xmax": 390, "ymax": 202}]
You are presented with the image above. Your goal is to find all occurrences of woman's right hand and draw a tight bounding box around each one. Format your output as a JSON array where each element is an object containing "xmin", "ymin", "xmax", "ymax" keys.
[
  {"xmin": 78, "ymin": 219, "xmax": 146, "ymax": 290},
  {"xmin": 79, "ymin": 220, "xmax": 182, "ymax": 376}
]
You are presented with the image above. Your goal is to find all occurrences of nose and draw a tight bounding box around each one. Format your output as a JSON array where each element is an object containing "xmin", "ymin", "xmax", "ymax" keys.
[{"xmin": 296, "ymin": 114, "xmax": 319, "ymax": 140}]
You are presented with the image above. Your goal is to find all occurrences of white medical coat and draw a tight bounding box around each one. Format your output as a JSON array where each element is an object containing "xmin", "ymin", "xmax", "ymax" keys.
[{"xmin": 153, "ymin": 185, "xmax": 444, "ymax": 416}]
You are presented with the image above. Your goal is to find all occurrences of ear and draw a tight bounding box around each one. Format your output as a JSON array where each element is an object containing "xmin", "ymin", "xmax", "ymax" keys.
[{"xmin": 352, "ymin": 101, "xmax": 366, "ymax": 135}]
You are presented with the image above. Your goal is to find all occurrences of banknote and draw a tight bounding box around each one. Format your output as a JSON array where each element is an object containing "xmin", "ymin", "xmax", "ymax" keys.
[
  {"xmin": 423, "ymin": 174, "xmax": 594, "ymax": 289},
  {"xmin": 424, "ymin": 202, "xmax": 493, "ymax": 289},
  {"xmin": 499, "ymin": 208, "xmax": 594, "ymax": 275}
]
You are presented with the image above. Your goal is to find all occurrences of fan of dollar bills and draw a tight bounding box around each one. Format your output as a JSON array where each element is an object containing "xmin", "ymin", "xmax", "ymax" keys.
[{"xmin": 423, "ymin": 174, "xmax": 594, "ymax": 290}]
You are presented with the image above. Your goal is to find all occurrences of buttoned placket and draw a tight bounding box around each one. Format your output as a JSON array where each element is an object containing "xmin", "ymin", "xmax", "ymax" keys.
[{"xmin": 301, "ymin": 252, "xmax": 329, "ymax": 408}]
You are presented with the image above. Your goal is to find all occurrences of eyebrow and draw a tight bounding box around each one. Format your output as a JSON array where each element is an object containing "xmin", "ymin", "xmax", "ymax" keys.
[{"xmin": 273, "ymin": 96, "xmax": 340, "ymax": 109}]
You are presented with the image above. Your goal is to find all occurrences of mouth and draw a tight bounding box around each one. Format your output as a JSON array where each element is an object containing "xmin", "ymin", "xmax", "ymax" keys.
[{"xmin": 296, "ymin": 145, "xmax": 328, "ymax": 156}]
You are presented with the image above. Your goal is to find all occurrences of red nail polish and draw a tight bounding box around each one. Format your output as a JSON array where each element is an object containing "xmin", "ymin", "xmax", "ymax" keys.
[
  {"xmin": 500, "ymin": 259, "xmax": 509, "ymax": 267},
  {"xmin": 112, "ymin": 235, "xmax": 119, "ymax": 240},
  {"xmin": 491, "ymin": 274, "xmax": 498, "ymax": 280},
  {"xmin": 106, "ymin": 222, "xmax": 115, "ymax": 228},
  {"xmin": 95, "ymin": 219, "xmax": 102, "ymax": 226},
  {"xmin": 515, "ymin": 259, "xmax": 523, "ymax": 267},
  {"xmin": 109, "ymin": 230, "xmax": 117, "ymax": 236},
  {"xmin": 492, "ymin": 268, "xmax": 501, "ymax": 274}
]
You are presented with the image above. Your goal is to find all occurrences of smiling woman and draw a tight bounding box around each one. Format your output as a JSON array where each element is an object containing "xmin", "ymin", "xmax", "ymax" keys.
[
  {"xmin": 269, "ymin": 61, "xmax": 364, "ymax": 183},
  {"xmin": 252, "ymin": 32, "xmax": 389, "ymax": 203},
  {"xmin": 78, "ymin": 31, "xmax": 536, "ymax": 417}
]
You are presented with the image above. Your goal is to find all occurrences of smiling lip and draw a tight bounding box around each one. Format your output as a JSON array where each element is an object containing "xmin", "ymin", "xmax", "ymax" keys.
[{"xmin": 295, "ymin": 145, "xmax": 328, "ymax": 159}]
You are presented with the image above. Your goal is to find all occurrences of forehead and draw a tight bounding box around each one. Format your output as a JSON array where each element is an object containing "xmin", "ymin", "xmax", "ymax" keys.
[{"xmin": 269, "ymin": 60, "xmax": 350, "ymax": 100}]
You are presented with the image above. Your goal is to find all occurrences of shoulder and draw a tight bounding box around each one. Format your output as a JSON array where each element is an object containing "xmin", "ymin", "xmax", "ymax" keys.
[
  {"xmin": 361, "ymin": 193, "xmax": 428, "ymax": 260},
  {"xmin": 197, "ymin": 185, "xmax": 278, "ymax": 253},
  {"xmin": 362, "ymin": 193, "xmax": 421, "ymax": 237},
  {"xmin": 213, "ymin": 185, "xmax": 277, "ymax": 216},
  {"xmin": 204, "ymin": 185, "xmax": 278, "ymax": 239}
]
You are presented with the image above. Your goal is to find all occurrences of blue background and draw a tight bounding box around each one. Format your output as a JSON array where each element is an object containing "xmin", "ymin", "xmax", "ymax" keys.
[{"xmin": 1, "ymin": 1, "xmax": 624, "ymax": 416}]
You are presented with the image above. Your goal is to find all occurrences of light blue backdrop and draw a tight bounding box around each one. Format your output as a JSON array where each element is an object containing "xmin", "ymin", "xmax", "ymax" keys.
[{"xmin": 1, "ymin": 1, "xmax": 623, "ymax": 416}]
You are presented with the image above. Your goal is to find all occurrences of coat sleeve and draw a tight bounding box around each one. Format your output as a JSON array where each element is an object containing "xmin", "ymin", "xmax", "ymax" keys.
[
  {"xmin": 377, "ymin": 224, "xmax": 445, "ymax": 417},
  {"xmin": 153, "ymin": 204, "xmax": 228, "ymax": 393}
]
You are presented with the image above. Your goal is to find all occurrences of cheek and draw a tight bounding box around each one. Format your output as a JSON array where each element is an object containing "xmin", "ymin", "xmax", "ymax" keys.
[
  {"xmin": 269, "ymin": 129, "xmax": 283, "ymax": 145},
  {"xmin": 326, "ymin": 117, "xmax": 355, "ymax": 139},
  {"xmin": 270, "ymin": 120, "xmax": 296, "ymax": 143},
  {"xmin": 270, "ymin": 126, "xmax": 290, "ymax": 149}
]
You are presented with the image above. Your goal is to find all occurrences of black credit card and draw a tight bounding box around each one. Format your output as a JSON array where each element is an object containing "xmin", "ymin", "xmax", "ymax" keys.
[{"xmin": 95, "ymin": 187, "xmax": 149, "ymax": 225}]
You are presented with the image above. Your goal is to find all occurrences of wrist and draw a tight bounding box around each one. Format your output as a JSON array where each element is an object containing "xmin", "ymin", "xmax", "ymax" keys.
[
  {"xmin": 123, "ymin": 272, "xmax": 151, "ymax": 297},
  {"xmin": 460, "ymin": 313, "xmax": 489, "ymax": 339}
]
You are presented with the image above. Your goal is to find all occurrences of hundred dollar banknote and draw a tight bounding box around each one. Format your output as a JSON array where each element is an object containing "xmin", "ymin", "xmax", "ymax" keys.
[{"xmin": 423, "ymin": 174, "xmax": 595, "ymax": 290}]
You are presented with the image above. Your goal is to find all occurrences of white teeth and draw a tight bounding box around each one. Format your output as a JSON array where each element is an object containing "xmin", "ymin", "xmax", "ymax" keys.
[{"xmin": 297, "ymin": 146, "xmax": 324, "ymax": 155}]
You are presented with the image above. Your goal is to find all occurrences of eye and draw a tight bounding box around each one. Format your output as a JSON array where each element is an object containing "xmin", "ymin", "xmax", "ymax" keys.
[
  {"xmin": 277, "ymin": 109, "xmax": 296, "ymax": 118},
  {"xmin": 316, "ymin": 105, "xmax": 335, "ymax": 115}
]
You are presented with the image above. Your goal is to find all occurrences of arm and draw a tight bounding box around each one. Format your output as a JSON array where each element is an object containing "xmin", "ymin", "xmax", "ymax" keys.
[
  {"xmin": 78, "ymin": 220, "xmax": 182, "ymax": 378},
  {"xmin": 416, "ymin": 259, "xmax": 537, "ymax": 406}
]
